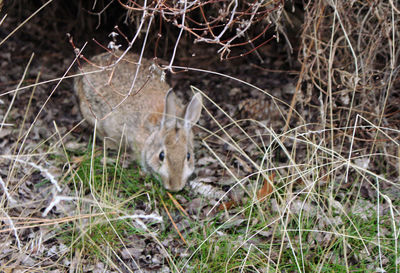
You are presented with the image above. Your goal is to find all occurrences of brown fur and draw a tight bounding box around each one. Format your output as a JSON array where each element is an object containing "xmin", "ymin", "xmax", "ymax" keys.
[{"xmin": 75, "ymin": 51, "xmax": 202, "ymax": 191}]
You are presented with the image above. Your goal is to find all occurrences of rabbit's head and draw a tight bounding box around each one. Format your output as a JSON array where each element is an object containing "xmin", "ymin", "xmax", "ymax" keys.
[{"xmin": 142, "ymin": 90, "xmax": 202, "ymax": 192}]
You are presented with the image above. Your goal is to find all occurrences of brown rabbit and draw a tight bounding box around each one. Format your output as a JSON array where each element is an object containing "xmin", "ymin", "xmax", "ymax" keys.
[{"xmin": 75, "ymin": 51, "xmax": 202, "ymax": 191}]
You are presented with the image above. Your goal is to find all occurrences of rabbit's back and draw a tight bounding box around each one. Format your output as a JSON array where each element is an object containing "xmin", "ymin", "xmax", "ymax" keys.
[{"xmin": 75, "ymin": 52, "xmax": 171, "ymax": 156}]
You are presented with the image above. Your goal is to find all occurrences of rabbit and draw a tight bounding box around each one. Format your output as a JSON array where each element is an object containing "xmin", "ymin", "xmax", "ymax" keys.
[{"xmin": 74, "ymin": 51, "xmax": 202, "ymax": 192}]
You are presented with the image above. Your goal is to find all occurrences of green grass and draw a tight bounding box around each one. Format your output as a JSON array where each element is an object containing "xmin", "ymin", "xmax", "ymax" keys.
[
  {"xmin": 167, "ymin": 191, "xmax": 398, "ymax": 272},
  {"xmin": 70, "ymin": 142, "xmax": 155, "ymax": 198},
  {"xmin": 52, "ymin": 137, "xmax": 399, "ymax": 272},
  {"xmin": 56, "ymin": 145, "xmax": 161, "ymax": 263},
  {"xmin": 59, "ymin": 217, "xmax": 141, "ymax": 262}
]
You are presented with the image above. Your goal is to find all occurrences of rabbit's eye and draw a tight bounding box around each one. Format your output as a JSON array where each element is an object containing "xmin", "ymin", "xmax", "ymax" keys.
[
  {"xmin": 186, "ymin": 152, "xmax": 190, "ymax": 161},
  {"xmin": 159, "ymin": 151, "xmax": 165, "ymax": 161}
]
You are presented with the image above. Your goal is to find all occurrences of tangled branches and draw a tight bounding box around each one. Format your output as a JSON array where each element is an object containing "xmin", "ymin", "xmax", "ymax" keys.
[{"xmin": 118, "ymin": 0, "xmax": 283, "ymax": 60}]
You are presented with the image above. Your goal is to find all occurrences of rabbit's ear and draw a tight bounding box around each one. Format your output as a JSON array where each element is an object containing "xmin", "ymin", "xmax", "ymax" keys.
[
  {"xmin": 184, "ymin": 93, "xmax": 202, "ymax": 129},
  {"xmin": 161, "ymin": 89, "xmax": 177, "ymax": 128}
]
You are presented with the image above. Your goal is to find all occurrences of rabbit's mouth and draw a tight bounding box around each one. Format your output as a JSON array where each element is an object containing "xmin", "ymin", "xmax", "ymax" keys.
[
  {"xmin": 165, "ymin": 183, "xmax": 185, "ymax": 192},
  {"xmin": 162, "ymin": 173, "xmax": 186, "ymax": 192},
  {"xmin": 162, "ymin": 178, "xmax": 185, "ymax": 192}
]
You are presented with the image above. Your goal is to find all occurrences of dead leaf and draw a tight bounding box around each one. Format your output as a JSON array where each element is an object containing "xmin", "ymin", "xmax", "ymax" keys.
[
  {"xmin": 218, "ymin": 200, "xmax": 238, "ymax": 211},
  {"xmin": 65, "ymin": 141, "xmax": 87, "ymax": 151},
  {"xmin": 121, "ymin": 247, "xmax": 143, "ymax": 259},
  {"xmin": 257, "ymin": 173, "xmax": 275, "ymax": 201},
  {"xmin": 197, "ymin": 156, "xmax": 218, "ymax": 166},
  {"xmin": 0, "ymin": 128, "xmax": 13, "ymax": 139},
  {"xmin": 71, "ymin": 155, "xmax": 85, "ymax": 164},
  {"xmin": 189, "ymin": 179, "xmax": 226, "ymax": 200}
]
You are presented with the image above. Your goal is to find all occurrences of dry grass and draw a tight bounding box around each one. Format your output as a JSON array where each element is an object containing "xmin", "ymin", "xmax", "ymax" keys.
[{"xmin": 0, "ymin": 0, "xmax": 399, "ymax": 272}]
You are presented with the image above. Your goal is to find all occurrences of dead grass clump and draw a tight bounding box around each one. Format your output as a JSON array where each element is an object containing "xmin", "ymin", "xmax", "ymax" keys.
[{"xmin": 293, "ymin": 0, "xmax": 399, "ymax": 169}]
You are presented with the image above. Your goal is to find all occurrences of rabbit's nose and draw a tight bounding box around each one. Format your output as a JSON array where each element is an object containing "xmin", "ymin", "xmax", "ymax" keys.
[
  {"xmin": 165, "ymin": 178, "xmax": 185, "ymax": 192},
  {"xmin": 167, "ymin": 184, "xmax": 184, "ymax": 192}
]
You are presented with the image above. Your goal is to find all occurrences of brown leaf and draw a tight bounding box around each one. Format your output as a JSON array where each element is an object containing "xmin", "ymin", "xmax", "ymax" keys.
[
  {"xmin": 257, "ymin": 173, "xmax": 275, "ymax": 201},
  {"xmin": 218, "ymin": 200, "xmax": 238, "ymax": 211}
]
